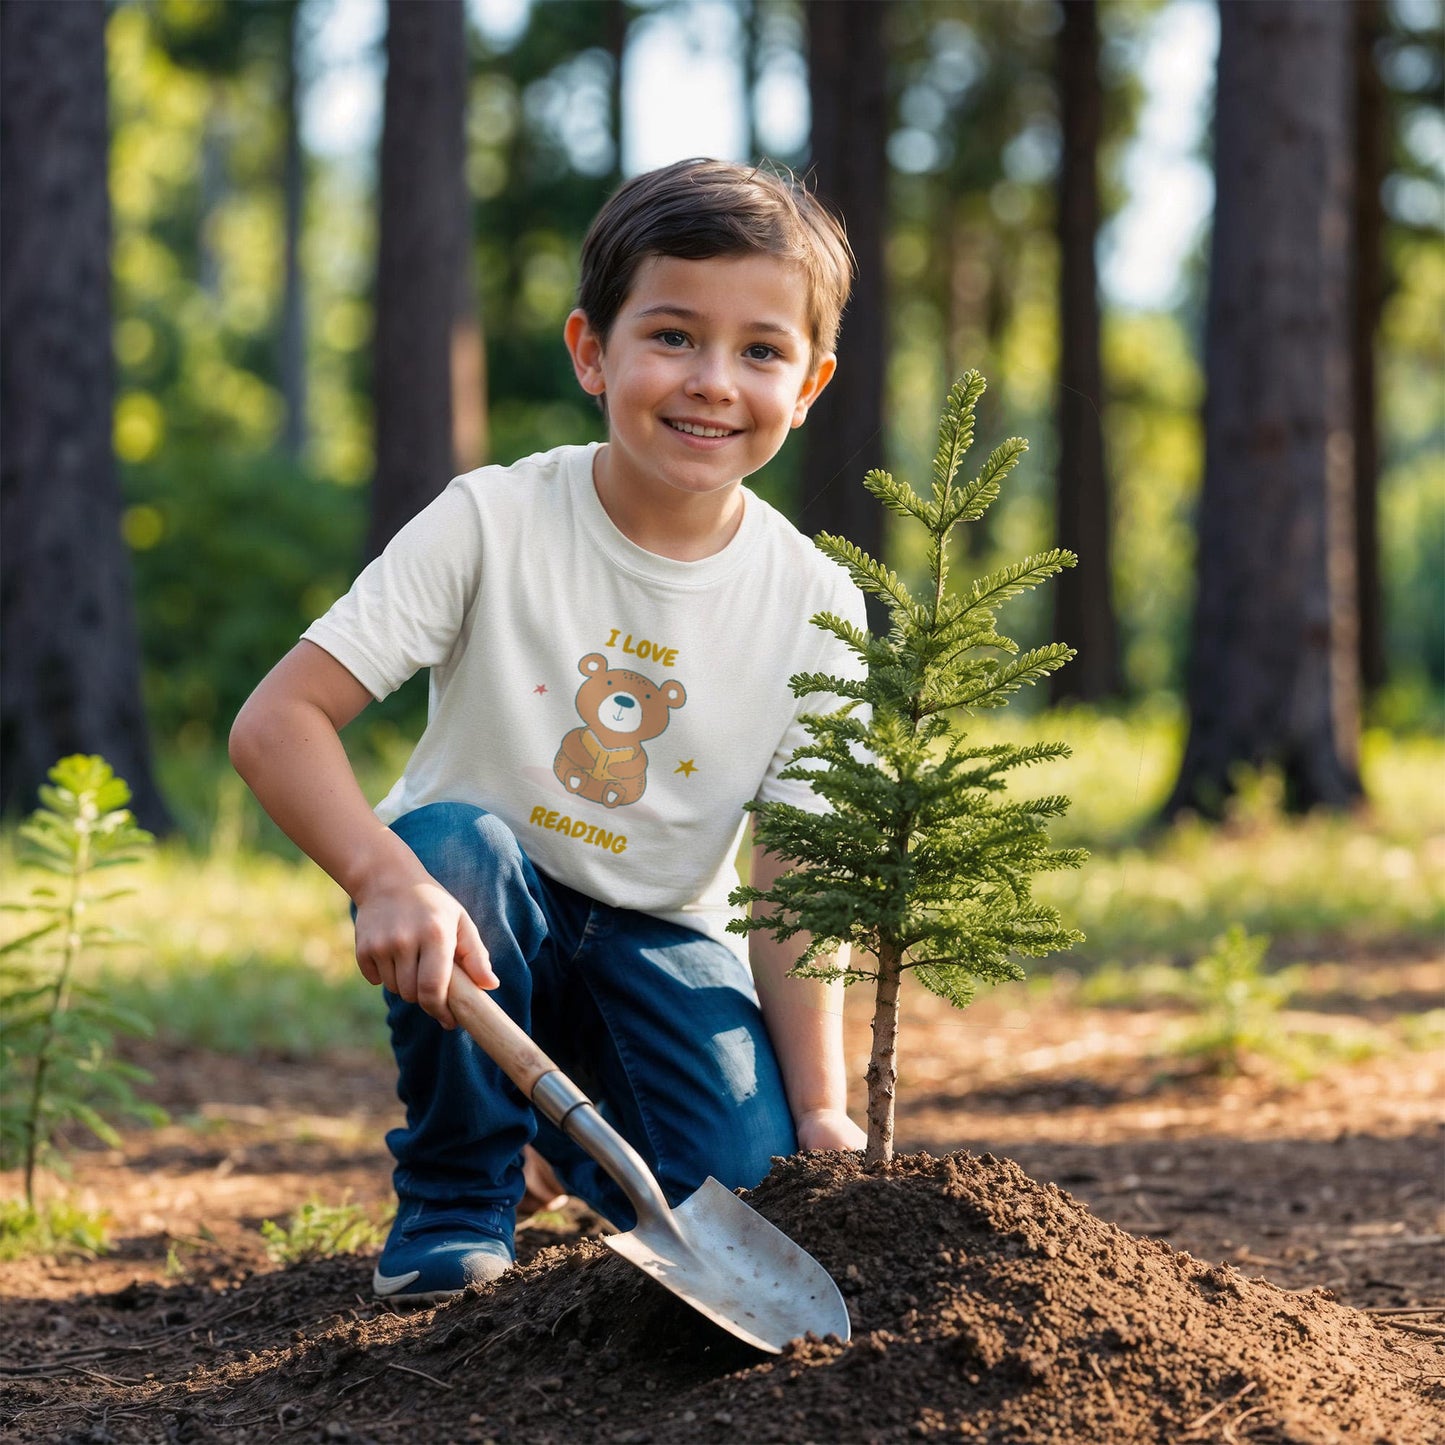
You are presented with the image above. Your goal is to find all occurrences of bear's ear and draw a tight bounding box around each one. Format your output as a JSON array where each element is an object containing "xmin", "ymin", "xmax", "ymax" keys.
[
  {"xmin": 579, "ymin": 652, "xmax": 607, "ymax": 677},
  {"xmin": 661, "ymin": 681, "xmax": 686, "ymax": 709}
]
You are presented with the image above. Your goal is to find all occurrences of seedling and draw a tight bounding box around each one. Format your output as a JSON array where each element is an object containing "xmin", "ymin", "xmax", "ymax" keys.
[
  {"xmin": 732, "ymin": 373, "xmax": 1085, "ymax": 1164},
  {"xmin": 0, "ymin": 756, "xmax": 165, "ymax": 1209},
  {"xmin": 259, "ymin": 1197, "xmax": 393, "ymax": 1264}
]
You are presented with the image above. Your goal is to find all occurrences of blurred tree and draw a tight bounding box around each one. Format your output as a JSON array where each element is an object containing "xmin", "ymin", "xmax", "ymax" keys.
[
  {"xmin": 1351, "ymin": 0, "xmax": 1388, "ymax": 700},
  {"xmin": 0, "ymin": 0, "xmax": 170, "ymax": 829},
  {"xmin": 278, "ymin": 0, "xmax": 307, "ymax": 461},
  {"xmin": 1051, "ymin": 0, "xmax": 1120, "ymax": 702},
  {"xmin": 802, "ymin": 0, "xmax": 889, "ymax": 629},
  {"xmin": 365, "ymin": 0, "xmax": 470, "ymax": 560},
  {"xmin": 1167, "ymin": 0, "xmax": 1362, "ymax": 818}
]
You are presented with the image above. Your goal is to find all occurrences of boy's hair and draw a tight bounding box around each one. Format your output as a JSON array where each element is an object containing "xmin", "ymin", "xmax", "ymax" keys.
[{"xmin": 576, "ymin": 158, "xmax": 854, "ymax": 362}]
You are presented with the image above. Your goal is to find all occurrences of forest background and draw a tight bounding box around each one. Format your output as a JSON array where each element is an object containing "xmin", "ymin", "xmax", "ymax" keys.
[
  {"xmin": 2, "ymin": 0, "xmax": 1441, "ymax": 842},
  {"xmin": 0, "ymin": 0, "xmax": 1439, "ymax": 977}
]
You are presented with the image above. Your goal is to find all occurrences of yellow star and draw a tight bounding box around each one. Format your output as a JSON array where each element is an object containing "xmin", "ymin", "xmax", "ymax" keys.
[{"xmin": 674, "ymin": 759, "xmax": 697, "ymax": 777}]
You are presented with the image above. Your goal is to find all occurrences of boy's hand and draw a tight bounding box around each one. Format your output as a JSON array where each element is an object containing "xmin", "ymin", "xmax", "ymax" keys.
[
  {"xmin": 353, "ymin": 877, "xmax": 497, "ymax": 1029},
  {"xmin": 795, "ymin": 1107, "xmax": 866, "ymax": 1154}
]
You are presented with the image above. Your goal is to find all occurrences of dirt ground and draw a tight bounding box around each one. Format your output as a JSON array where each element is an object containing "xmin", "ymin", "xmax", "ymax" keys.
[{"xmin": 2, "ymin": 948, "xmax": 1441, "ymax": 1443}]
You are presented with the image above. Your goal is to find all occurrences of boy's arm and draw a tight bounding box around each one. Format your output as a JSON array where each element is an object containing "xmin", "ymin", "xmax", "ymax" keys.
[
  {"xmin": 228, "ymin": 640, "xmax": 496, "ymax": 1027},
  {"xmin": 748, "ymin": 844, "xmax": 866, "ymax": 1153}
]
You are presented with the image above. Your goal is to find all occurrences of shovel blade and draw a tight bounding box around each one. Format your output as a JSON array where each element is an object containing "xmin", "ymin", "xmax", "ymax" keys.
[{"xmin": 604, "ymin": 1177, "xmax": 851, "ymax": 1353}]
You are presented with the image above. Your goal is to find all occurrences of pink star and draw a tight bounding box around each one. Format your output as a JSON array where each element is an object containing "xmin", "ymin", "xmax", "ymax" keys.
[{"xmin": 533, "ymin": 684, "xmax": 548, "ymax": 695}]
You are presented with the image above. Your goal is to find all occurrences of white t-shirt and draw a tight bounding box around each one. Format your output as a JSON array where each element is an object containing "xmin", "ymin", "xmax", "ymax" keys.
[{"xmin": 303, "ymin": 442, "xmax": 865, "ymax": 955}]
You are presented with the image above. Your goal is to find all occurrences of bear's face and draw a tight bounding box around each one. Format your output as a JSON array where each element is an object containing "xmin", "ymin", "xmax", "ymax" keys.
[{"xmin": 573, "ymin": 652, "xmax": 685, "ymax": 747}]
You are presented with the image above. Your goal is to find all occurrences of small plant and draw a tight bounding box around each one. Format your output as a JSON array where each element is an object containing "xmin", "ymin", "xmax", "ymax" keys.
[
  {"xmin": 0, "ymin": 1195, "xmax": 113, "ymax": 1261},
  {"xmin": 1169, "ymin": 925, "xmax": 1305, "ymax": 1075},
  {"xmin": 259, "ymin": 1198, "xmax": 392, "ymax": 1264},
  {"xmin": 0, "ymin": 756, "xmax": 166, "ymax": 1209},
  {"xmin": 731, "ymin": 372, "xmax": 1085, "ymax": 1164}
]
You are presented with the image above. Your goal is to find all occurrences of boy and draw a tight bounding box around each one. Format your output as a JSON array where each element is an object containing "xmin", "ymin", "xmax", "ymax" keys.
[{"xmin": 230, "ymin": 158, "xmax": 868, "ymax": 1304}]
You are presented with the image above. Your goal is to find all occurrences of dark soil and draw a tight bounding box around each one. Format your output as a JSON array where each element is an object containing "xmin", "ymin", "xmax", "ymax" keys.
[{"xmin": 3, "ymin": 955, "xmax": 1442, "ymax": 1443}]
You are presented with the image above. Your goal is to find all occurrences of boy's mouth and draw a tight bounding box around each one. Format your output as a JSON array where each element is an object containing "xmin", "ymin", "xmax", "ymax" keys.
[{"xmin": 665, "ymin": 419, "xmax": 739, "ymax": 439}]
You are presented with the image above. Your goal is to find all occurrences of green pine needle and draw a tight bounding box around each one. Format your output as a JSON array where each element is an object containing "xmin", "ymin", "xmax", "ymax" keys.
[{"xmin": 729, "ymin": 372, "xmax": 1087, "ymax": 1136}]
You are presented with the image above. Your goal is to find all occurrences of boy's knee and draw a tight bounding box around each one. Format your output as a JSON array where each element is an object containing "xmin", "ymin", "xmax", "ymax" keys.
[
  {"xmin": 659, "ymin": 1107, "xmax": 795, "ymax": 1203},
  {"xmin": 391, "ymin": 803, "xmax": 527, "ymax": 885}
]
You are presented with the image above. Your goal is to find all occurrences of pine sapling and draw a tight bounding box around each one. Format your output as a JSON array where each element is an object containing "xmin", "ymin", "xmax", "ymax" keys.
[
  {"xmin": 0, "ymin": 756, "xmax": 164, "ymax": 1209},
  {"xmin": 730, "ymin": 372, "xmax": 1086, "ymax": 1165}
]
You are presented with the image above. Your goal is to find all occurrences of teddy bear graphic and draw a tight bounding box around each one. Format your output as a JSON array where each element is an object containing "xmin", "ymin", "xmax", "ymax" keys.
[{"xmin": 552, "ymin": 652, "xmax": 686, "ymax": 809}]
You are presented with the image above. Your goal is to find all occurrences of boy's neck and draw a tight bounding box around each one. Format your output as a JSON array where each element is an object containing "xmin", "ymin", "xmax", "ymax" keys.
[{"xmin": 591, "ymin": 445, "xmax": 746, "ymax": 562}]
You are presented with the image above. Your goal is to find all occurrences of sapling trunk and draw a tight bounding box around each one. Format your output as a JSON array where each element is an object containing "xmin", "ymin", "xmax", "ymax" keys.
[
  {"xmin": 865, "ymin": 941, "xmax": 904, "ymax": 1166},
  {"xmin": 22, "ymin": 827, "xmax": 88, "ymax": 1207}
]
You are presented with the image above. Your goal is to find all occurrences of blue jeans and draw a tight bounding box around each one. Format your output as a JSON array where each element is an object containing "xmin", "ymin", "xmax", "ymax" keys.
[{"xmin": 380, "ymin": 803, "xmax": 797, "ymax": 1230}]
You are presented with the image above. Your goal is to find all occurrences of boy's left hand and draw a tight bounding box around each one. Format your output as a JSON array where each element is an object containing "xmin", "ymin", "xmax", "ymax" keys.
[{"xmin": 795, "ymin": 1107, "xmax": 866, "ymax": 1153}]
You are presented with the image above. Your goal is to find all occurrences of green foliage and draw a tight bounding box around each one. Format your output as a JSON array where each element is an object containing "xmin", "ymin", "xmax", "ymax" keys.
[
  {"xmin": 733, "ymin": 372, "xmax": 1084, "ymax": 987},
  {"xmin": 259, "ymin": 1197, "xmax": 392, "ymax": 1265},
  {"xmin": 124, "ymin": 452, "xmax": 368, "ymax": 751},
  {"xmin": 0, "ymin": 1196, "xmax": 114, "ymax": 1262},
  {"xmin": 732, "ymin": 373, "xmax": 1084, "ymax": 1160},
  {"xmin": 1167, "ymin": 926, "xmax": 1299, "ymax": 1074},
  {"xmin": 0, "ymin": 758, "xmax": 167, "ymax": 1205},
  {"xmin": 104, "ymin": 953, "xmax": 387, "ymax": 1060}
]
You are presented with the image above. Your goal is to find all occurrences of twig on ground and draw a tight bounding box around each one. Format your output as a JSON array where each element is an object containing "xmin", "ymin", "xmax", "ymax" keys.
[
  {"xmin": 387, "ymin": 1361, "xmax": 453, "ymax": 1390},
  {"xmin": 1184, "ymin": 1380, "xmax": 1258, "ymax": 1435},
  {"xmin": 1377, "ymin": 1320, "xmax": 1445, "ymax": 1338},
  {"xmin": 1221, "ymin": 1403, "xmax": 1265, "ymax": 1443},
  {"xmin": 452, "ymin": 1319, "xmax": 526, "ymax": 1370},
  {"xmin": 1086, "ymin": 1353, "xmax": 1119, "ymax": 1411}
]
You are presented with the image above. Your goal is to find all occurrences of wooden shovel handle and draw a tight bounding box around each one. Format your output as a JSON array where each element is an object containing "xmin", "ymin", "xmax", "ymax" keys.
[{"xmin": 447, "ymin": 966, "xmax": 559, "ymax": 1101}]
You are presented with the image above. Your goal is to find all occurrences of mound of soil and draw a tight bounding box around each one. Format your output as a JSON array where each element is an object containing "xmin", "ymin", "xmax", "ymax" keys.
[{"xmin": 5, "ymin": 1150, "xmax": 1439, "ymax": 1444}]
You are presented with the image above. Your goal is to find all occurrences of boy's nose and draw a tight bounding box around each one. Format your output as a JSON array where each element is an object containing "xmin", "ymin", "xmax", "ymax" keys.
[{"xmin": 686, "ymin": 351, "xmax": 737, "ymax": 403}]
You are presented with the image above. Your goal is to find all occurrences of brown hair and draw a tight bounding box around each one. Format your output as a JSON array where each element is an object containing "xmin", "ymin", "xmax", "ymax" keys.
[{"xmin": 575, "ymin": 158, "xmax": 854, "ymax": 362}]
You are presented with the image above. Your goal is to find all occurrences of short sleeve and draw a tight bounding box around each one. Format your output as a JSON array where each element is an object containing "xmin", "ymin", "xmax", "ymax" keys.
[{"xmin": 301, "ymin": 477, "xmax": 484, "ymax": 700}]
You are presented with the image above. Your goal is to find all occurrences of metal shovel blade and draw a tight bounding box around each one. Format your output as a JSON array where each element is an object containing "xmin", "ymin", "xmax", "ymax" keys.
[
  {"xmin": 606, "ymin": 1176, "xmax": 851, "ymax": 1354},
  {"xmin": 445, "ymin": 972, "xmax": 851, "ymax": 1354}
]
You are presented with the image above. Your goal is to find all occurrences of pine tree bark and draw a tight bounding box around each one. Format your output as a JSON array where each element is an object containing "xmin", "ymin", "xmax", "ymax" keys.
[
  {"xmin": 0, "ymin": 0, "xmax": 170, "ymax": 830},
  {"xmin": 278, "ymin": 0, "xmax": 307, "ymax": 462},
  {"xmin": 1167, "ymin": 0, "xmax": 1362, "ymax": 818},
  {"xmin": 1352, "ymin": 0, "xmax": 1388, "ymax": 698},
  {"xmin": 864, "ymin": 941, "xmax": 902, "ymax": 1167},
  {"xmin": 803, "ymin": 0, "xmax": 888, "ymax": 632},
  {"xmin": 365, "ymin": 0, "xmax": 469, "ymax": 560},
  {"xmin": 1051, "ymin": 0, "xmax": 1121, "ymax": 703}
]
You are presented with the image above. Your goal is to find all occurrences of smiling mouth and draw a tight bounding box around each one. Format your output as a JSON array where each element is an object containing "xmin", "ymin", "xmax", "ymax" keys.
[{"xmin": 665, "ymin": 419, "xmax": 739, "ymax": 439}]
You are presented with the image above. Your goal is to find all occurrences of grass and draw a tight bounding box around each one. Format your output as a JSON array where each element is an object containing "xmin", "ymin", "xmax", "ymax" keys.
[
  {"xmin": 1, "ymin": 704, "xmax": 1438, "ymax": 1063},
  {"xmin": 968, "ymin": 704, "xmax": 1445, "ymax": 963},
  {"xmin": 0, "ymin": 1196, "xmax": 113, "ymax": 1261},
  {"xmin": 259, "ymin": 1197, "xmax": 393, "ymax": 1264}
]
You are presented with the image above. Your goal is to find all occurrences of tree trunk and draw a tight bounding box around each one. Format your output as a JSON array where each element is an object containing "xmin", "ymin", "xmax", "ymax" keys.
[
  {"xmin": 1352, "ymin": 0, "xmax": 1388, "ymax": 698},
  {"xmin": 864, "ymin": 941, "xmax": 903, "ymax": 1167},
  {"xmin": 1166, "ymin": 0, "xmax": 1362, "ymax": 818},
  {"xmin": 278, "ymin": 0, "xmax": 307, "ymax": 462},
  {"xmin": 1051, "ymin": 0, "xmax": 1121, "ymax": 703},
  {"xmin": 365, "ymin": 0, "xmax": 469, "ymax": 560},
  {"xmin": 803, "ymin": 0, "xmax": 888, "ymax": 633},
  {"xmin": 0, "ymin": 0, "xmax": 170, "ymax": 831}
]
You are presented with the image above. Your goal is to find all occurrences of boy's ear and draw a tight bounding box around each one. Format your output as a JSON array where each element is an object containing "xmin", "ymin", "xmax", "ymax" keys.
[
  {"xmin": 791, "ymin": 354, "xmax": 837, "ymax": 428},
  {"xmin": 565, "ymin": 310, "xmax": 607, "ymax": 397}
]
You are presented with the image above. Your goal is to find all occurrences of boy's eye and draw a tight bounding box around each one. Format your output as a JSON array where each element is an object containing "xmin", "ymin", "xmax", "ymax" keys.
[
  {"xmin": 744, "ymin": 343, "xmax": 781, "ymax": 362},
  {"xmin": 655, "ymin": 330, "xmax": 689, "ymax": 348}
]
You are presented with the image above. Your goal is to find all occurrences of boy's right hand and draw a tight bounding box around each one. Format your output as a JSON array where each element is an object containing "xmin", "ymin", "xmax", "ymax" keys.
[{"xmin": 353, "ymin": 875, "xmax": 497, "ymax": 1029}]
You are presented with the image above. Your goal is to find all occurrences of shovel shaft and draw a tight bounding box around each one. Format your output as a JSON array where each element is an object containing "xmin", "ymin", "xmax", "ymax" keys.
[
  {"xmin": 447, "ymin": 968, "xmax": 678, "ymax": 1232},
  {"xmin": 446, "ymin": 966, "xmax": 562, "ymax": 1098}
]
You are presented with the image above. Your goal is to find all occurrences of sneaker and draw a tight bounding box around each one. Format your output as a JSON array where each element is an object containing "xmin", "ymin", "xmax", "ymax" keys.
[{"xmin": 372, "ymin": 1198, "xmax": 515, "ymax": 1304}]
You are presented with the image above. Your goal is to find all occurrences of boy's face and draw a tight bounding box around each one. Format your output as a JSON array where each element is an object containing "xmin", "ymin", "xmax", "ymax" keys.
[{"xmin": 564, "ymin": 253, "xmax": 835, "ymax": 511}]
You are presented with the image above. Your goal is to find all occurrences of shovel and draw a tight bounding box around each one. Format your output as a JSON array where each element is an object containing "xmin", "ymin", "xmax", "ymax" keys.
[{"xmin": 447, "ymin": 967, "xmax": 852, "ymax": 1353}]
